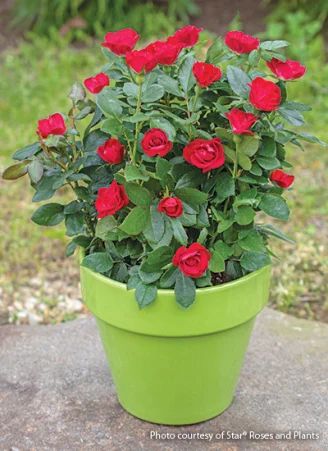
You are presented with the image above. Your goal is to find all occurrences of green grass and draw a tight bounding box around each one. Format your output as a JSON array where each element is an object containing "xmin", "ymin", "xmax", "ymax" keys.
[{"xmin": 0, "ymin": 31, "xmax": 327, "ymax": 324}]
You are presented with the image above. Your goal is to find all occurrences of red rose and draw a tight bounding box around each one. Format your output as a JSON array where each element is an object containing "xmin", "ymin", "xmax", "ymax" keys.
[
  {"xmin": 249, "ymin": 77, "xmax": 281, "ymax": 111},
  {"xmin": 141, "ymin": 128, "xmax": 173, "ymax": 157},
  {"xmin": 101, "ymin": 28, "xmax": 139, "ymax": 56},
  {"xmin": 158, "ymin": 197, "xmax": 183, "ymax": 218},
  {"xmin": 267, "ymin": 58, "xmax": 306, "ymax": 81},
  {"xmin": 192, "ymin": 62, "xmax": 222, "ymax": 88},
  {"xmin": 225, "ymin": 30, "xmax": 260, "ymax": 54},
  {"xmin": 83, "ymin": 72, "xmax": 109, "ymax": 94},
  {"xmin": 95, "ymin": 180, "xmax": 129, "ymax": 219},
  {"xmin": 173, "ymin": 243, "xmax": 211, "ymax": 278},
  {"xmin": 167, "ymin": 25, "xmax": 202, "ymax": 49},
  {"xmin": 37, "ymin": 113, "xmax": 66, "ymax": 139},
  {"xmin": 270, "ymin": 169, "xmax": 294, "ymax": 188},
  {"xmin": 183, "ymin": 138, "xmax": 225, "ymax": 173},
  {"xmin": 97, "ymin": 138, "xmax": 124, "ymax": 164},
  {"xmin": 145, "ymin": 40, "xmax": 181, "ymax": 66},
  {"xmin": 125, "ymin": 48, "xmax": 157, "ymax": 73},
  {"xmin": 225, "ymin": 108, "xmax": 258, "ymax": 135}
]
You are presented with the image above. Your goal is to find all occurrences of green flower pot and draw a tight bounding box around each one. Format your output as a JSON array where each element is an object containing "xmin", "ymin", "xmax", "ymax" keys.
[{"xmin": 80, "ymin": 264, "xmax": 271, "ymax": 425}]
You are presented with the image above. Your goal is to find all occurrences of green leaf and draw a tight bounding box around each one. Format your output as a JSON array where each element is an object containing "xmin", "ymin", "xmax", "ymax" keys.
[
  {"xmin": 257, "ymin": 156, "xmax": 280, "ymax": 170},
  {"xmin": 96, "ymin": 88, "xmax": 123, "ymax": 116},
  {"xmin": 239, "ymin": 230, "xmax": 265, "ymax": 252},
  {"xmin": 81, "ymin": 252, "xmax": 113, "ymax": 273},
  {"xmin": 248, "ymin": 49, "xmax": 260, "ymax": 66},
  {"xmin": 141, "ymin": 246, "xmax": 173, "ymax": 272},
  {"xmin": 27, "ymin": 160, "xmax": 44, "ymax": 183},
  {"xmin": 175, "ymin": 187, "xmax": 208, "ymax": 205},
  {"xmin": 123, "ymin": 82, "xmax": 138, "ymax": 97},
  {"xmin": 178, "ymin": 54, "xmax": 196, "ymax": 93},
  {"xmin": 238, "ymin": 151, "xmax": 252, "ymax": 170},
  {"xmin": 125, "ymin": 182, "xmax": 152, "ymax": 207},
  {"xmin": 240, "ymin": 251, "xmax": 271, "ymax": 271},
  {"xmin": 278, "ymin": 107, "xmax": 304, "ymax": 126},
  {"xmin": 296, "ymin": 132, "xmax": 326, "ymax": 147},
  {"xmin": 135, "ymin": 283, "xmax": 157, "ymax": 308},
  {"xmin": 259, "ymin": 224, "xmax": 295, "ymax": 244},
  {"xmin": 226, "ymin": 66, "xmax": 251, "ymax": 98},
  {"xmin": 158, "ymin": 73, "xmax": 183, "ymax": 97},
  {"xmin": 260, "ymin": 40, "xmax": 289, "ymax": 51},
  {"xmin": 237, "ymin": 136, "xmax": 259, "ymax": 157},
  {"xmin": 156, "ymin": 157, "xmax": 172, "ymax": 179},
  {"xmin": 213, "ymin": 240, "xmax": 233, "ymax": 260},
  {"xmin": 259, "ymin": 194, "xmax": 290, "ymax": 221},
  {"xmin": 174, "ymin": 272, "xmax": 196, "ymax": 308},
  {"xmin": 31, "ymin": 203, "xmax": 64, "ymax": 226},
  {"xmin": 101, "ymin": 116, "xmax": 122, "ymax": 135},
  {"xmin": 159, "ymin": 266, "xmax": 179, "ymax": 288},
  {"xmin": 142, "ymin": 85, "xmax": 165, "ymax": 103},
  {"xmin": 95, "ymin": 216, "xmax": 118, "ymax": 240},
  {"xmin": 124, "ymin": 112, "xmax": 149, "ymax": 123},
  {"xmin": 235, "ymin": 206, "xmax": 255, "ymax": 225},
  {"xmin": 258, "ymin": 137, "xmax": 276, "ymax": 157},
  {"xmin": 13, "ymin": 142, "xmax": 40, "ymax": 161},
  {"xmin": 119, "ymin": 206, "xmax": 150, "ymax": 235},
  {"xmin": 171, "ymin": 219, "xmax": 188, "ymax": 245},
  {"xmin": 2, "ymin": 161, "xmax": 28, "ymax": 180},
  {"xmin": 209, "ymin": 250, "xmax": 225, "ymax": 272},
  {"xmin": 206, "ymin": 37, "xmax": 224, "ymax": 64},
  {"xmin": 215, "ymin": 172, "xmax": 235, "ymax": 203},
  {"xmin": 138, "ymin": 269, "xmax": 162, "ymax": 284},
  {"xmin": 217, "ymin": 218, "xmax": 234, "ymax": 233},
  {"xmin": 125, "ymin": 165, "xmax": 149, "ymax": 182},
  {"xmin": 65, "ymin": 212, "xmax": 84, "ymax": 236}
]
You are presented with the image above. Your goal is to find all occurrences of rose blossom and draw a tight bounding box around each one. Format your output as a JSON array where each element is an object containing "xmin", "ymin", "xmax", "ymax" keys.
[
  {"xmin": 84, "ymin": 72, "xmax": 109, "ymax": 94},
  {"xmin": 173, "ymin": 243, "xmax": 211, "ymax": 278},
  {"xmin": 141, "ymin": 128, "xmax": 173, "ymax": 157},
  {"xmin": 225, "ymin": 30, "xmax": 260, "ymax": 54},
  {"xmin": 167, "ymin": 25, "xmax": 202, "ymax": 49},
  {"xmin": 101, "ymin": 28, "xmax": 139, "ymax": 55},
  {"xmin": 183, "ymin": 138, "xmax": 225, "ymax": 173},
  {"xmin": 225, "ymin": 108, "xmax": 258, "ymax": 135},
  {"xmin": 95, "ymin": 180, "xmax": 129, "ymax": 218},
  {"xmin": 267, "ymin": 58, "xmax": 306, "ymax": 81},
  {"xmin": 270, "ymin": 169, "xmax": 295, "ymax": 188},
  {"xmin": 125, "ymin": 48, "xmax": 158, "ymax": 73},
  {"xmin": 192, "ymin": 62, "xmax": 222, "ymax": 88},
  {"xmin": 158, "ymin": 197, "xmax": 183, "ymax": 218},
  {"xmin": 37, "ymin": 113, "xmax": 66, "ymax": 138},
  {"xmin": 97, "ymin": 138, "xmax": 124, "ymax": 164},
  {"xmin": 249, "ymin": 77, "xmax": 281, "ymax": 111}
]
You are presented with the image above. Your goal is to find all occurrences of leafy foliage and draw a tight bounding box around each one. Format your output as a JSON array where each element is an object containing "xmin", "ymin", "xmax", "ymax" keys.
[{"xmin": 3, "ymin": 28, "xmax": 323, "ymax": 309}]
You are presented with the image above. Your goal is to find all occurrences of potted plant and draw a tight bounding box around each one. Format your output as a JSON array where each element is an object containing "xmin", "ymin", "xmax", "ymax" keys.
[{"xmin": 3, "ymin": 26, "xmax": 323, "ymax": 425}]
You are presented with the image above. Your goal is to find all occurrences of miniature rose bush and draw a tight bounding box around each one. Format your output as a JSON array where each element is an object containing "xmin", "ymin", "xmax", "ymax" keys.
[{"xmin": 3, "ymin": 26, "xmax": 325, "ymax": 308}]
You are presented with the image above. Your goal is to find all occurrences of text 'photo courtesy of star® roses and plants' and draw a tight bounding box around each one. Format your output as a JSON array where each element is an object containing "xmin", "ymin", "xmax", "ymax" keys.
[{"xmin": 3, "ymin": 26, "xmax": 325, "ymax": 308}]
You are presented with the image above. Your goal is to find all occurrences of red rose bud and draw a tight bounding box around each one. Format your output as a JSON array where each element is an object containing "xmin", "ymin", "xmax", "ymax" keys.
[
  {"xmin": 97, "ymin": 138, "xmax": 124, "ymax": 164},
  {"xmin": 101, "ymin": 28, "xmax": 139, "ymax": 56},
  {"xmin": 225, "ymin": 108, "xmax": 258, "ymax": 135},
  {"xmin": 225, "ymin": 30, "xmax": 260, "ymax": 54},
  {"xmin": 167, "ymin": 25, "xmax": 203, "ymax": 49},
  {"xmin": 37, "ymin": 113, "xmax": 66, "ymax": 139},
  {"xmin": 145, "ymin": 40, "xmax": 181, "ymax": 66},
  {"xmin": 95, "ymin": 180, "xmax": 129, "ymax": 219},
  {"xmin": 158, "ymin": 197, "xmax": 183, "ymax": 218},
  {"xmin": 141, "ymin": 128, "xmax": 173, "ymax": 157},
  {"xmin": 249, "ymin": 77, "xmax": 281, "ymax": 111},
  {"xmin": 192, "ymin": 62, "xmax": 222, "ymax": 88},
  {"xmin": 83, "ymin": 72, "xmax": 109, "ymax": 94},
  {"xmin": 173, "ymin": 243, "xmax": 211, "ymax": 278},
  {"xmin": 270, "ymin": 169, "xmax": 295, "ymax": 188},
  {"xmin": 183, "ymin": 137, "xmax": 225, "ymax": 173},
  {"xmin": 125, "ymin": 48, "xmax": 158, "ymax": 73},
  {"xmin": 267, "ymin": 58, "xmax": 306, "ymax": 81}
]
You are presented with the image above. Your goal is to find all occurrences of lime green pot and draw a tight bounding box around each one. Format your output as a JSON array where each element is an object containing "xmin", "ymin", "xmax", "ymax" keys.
[{"xmin": 80, "ymin": 264, "xmax": 271, "ymax": 425}]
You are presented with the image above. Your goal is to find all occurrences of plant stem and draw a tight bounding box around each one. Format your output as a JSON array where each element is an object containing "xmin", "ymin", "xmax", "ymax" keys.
[{"xmin": 131, "ymin": 80, "xmax": 143, "ymax": 164}]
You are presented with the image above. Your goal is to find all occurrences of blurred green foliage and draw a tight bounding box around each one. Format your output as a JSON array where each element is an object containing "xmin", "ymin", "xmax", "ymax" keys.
[{"xmin": 12, "ymin": 0, "xmax": 198, "ymax": 40}]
